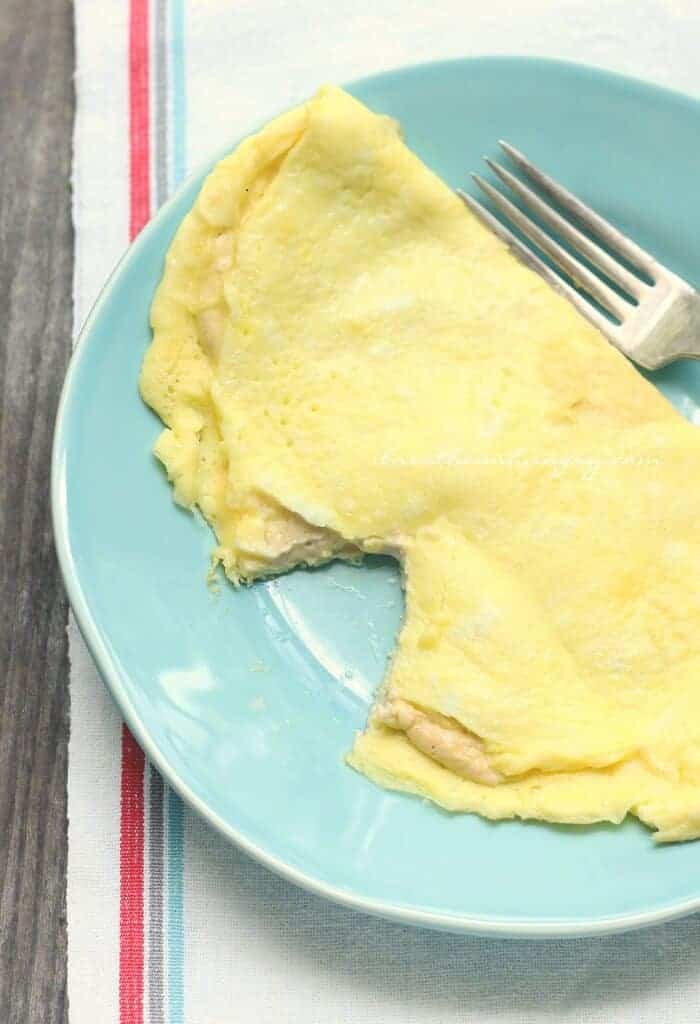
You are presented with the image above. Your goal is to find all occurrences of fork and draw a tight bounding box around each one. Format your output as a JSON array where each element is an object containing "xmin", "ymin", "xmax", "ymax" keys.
[{"xmin": 458, "ymin": 143, "xmax": 700, "ymax": 370}]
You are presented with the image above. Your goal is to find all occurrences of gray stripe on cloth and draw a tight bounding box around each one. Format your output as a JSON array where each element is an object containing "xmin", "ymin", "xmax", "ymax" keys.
[
  {"xmin": 148, "ymin": 766, "xmax": 165, "ymax": 1024},
  {"xmin": 154, "ymin": 0, "xmax": 169, "ymax": 207}
]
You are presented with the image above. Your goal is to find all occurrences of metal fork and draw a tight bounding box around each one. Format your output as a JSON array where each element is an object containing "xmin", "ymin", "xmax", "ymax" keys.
[{"xmin": 458, "ymin": 143, "xmax": 700, "ymax": 370}]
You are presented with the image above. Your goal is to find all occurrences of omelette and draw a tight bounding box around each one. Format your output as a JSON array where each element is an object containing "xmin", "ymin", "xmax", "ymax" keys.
[{"xmin": 141, "ymin": 85, "xmax": 700, "ymax": 842}]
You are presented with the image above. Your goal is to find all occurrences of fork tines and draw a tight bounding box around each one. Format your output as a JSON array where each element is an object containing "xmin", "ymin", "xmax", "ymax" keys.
[{"xmin": 458, "ymin": 142, "xmax": 658, "ymax": 342}]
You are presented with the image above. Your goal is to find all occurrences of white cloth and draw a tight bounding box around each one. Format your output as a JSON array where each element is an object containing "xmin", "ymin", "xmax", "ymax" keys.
[{"xmin": 70, "ymin": 1, "xmax": 700, "ymax": 1021}]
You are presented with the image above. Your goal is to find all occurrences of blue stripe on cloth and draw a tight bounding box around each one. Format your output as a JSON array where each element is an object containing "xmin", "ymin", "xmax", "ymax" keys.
[{"xmin": 170, "ymin": 0, "xmax": 187, "ymax": 189}]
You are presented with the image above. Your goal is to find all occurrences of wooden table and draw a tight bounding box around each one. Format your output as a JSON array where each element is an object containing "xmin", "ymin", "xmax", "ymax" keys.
[{"xmin": 1, "ymin": 0, "xmax": 73, "ymax": 1020}]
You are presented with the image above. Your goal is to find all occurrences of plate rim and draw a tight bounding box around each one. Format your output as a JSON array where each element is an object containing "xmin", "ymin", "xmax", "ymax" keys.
[{"xmin": 53, "ymin": 54, "xmax": 700, "ymax": 938}]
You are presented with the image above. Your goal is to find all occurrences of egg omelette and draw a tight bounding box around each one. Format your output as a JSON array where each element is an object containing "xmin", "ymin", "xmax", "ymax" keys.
[{"xmin": 141, "ymin": 85, "xmax": 700, "ymax": 842}]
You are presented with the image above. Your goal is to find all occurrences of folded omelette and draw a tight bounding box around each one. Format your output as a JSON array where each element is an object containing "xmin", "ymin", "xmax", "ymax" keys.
[{"xmin": 141, "ymin": 86, "xmax": 700, "ymax": 842}]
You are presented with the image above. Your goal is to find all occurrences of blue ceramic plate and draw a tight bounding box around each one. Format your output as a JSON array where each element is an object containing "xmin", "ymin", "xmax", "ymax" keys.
[{"xmin": 53, "ymin": 58, "xmax": 700, "ymax": 936}]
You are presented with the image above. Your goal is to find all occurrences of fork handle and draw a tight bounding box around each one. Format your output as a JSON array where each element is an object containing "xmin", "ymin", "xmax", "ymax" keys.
[{"xmin": 631, "ymin": 286, "xmax": 700, "ymax": 370}]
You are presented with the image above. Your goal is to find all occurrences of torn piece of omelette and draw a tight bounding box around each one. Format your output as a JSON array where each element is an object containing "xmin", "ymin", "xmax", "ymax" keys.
[{"xmin": 140, "ymin": 85, "xmax": 700, "ymax": 842}]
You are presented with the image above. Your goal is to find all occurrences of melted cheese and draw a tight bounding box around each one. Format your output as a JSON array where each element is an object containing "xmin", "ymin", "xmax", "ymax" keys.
[{"xmin": 141, "ymin": 85, "xmax": 700, "ymax": 841}]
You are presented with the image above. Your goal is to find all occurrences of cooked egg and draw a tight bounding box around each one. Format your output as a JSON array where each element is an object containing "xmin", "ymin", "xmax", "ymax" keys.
[{"xmin": 141, "ymin": 85, "xmax": 700, "ymax": 842}]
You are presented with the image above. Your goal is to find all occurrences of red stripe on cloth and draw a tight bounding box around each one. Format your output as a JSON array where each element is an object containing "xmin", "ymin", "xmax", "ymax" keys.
[
  {"xmin": 120, "ymin": 725, "xmax": 146, "ymax": 1024},
  {"xmin": 121, "ymin": 3, "xmax": 150, "ymax": 1021},
  {"xmin": 121, "ymin": 3, "xmax": 151, "ymax": 1018},
  {"xmin": 129, "ymin": 0, "xmax": 151, "ymax": 239}
]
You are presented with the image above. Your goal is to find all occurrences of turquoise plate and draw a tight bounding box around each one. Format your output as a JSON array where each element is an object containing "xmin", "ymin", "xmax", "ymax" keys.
[{"xmin": 53, "ymin": 58, "xmax": 700, "ymax": 936}]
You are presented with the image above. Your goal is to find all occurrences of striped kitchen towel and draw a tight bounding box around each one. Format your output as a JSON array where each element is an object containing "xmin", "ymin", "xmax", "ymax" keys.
[{"xmin": 69, "ymin": 1, "xmax": 700, "ymax": 1022}]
